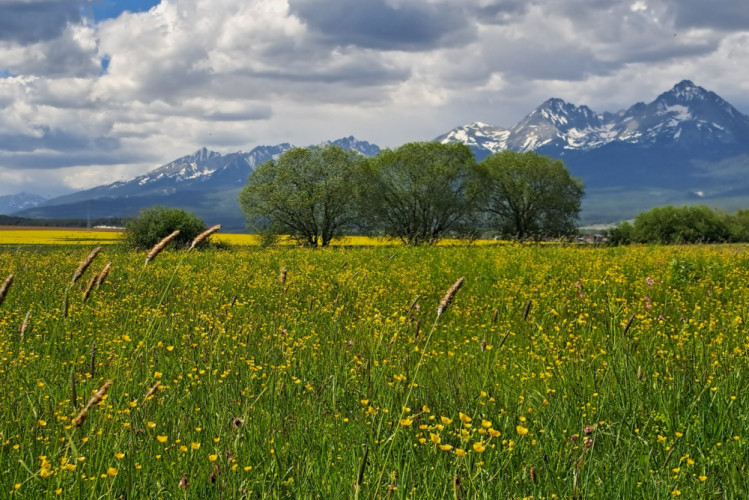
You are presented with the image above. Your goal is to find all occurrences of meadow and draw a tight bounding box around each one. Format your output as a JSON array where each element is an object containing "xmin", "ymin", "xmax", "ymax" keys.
[{"xmin": 0, "ymin": 242, "xmax": 746, "ymax": 498}]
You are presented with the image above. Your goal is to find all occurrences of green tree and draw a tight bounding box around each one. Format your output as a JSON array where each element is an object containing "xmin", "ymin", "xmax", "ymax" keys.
[
  {"xmin": 360, "ymin": 142, "xmax": 480, "ymax": 245},
  {"xmin": 478, "ymin": 151, "xmax": 584, "ymax": 240},
  {"xmin": 123, "ymin": 206, "xmax": 206, "ymax": 250},
  {"xmin": 606, "ymin": 221, "xmax": 634, "ymax": 245},
  {"xmin": 238, "ymin": 145, "xmax": 364, "ymax": 247},
  {"xmin": 727, "ymin": 208, "xmax": 749, "ymax": 241},
  {"xmin": 630, "ymin": 205, "xmax": 733, "ymax": 243}
]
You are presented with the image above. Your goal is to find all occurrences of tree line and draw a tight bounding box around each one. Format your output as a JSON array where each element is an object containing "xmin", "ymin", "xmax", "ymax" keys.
[
  {"xmin": 238, "ymin": 142, "xmax": 585, "ymax": 246},
  {"xmin": 0, "ymin": 214, "xmax": 127, "ymax": 228},
  {"xmin": 608, "ymin": 205, "xmax": 749, "ymax": 244}
]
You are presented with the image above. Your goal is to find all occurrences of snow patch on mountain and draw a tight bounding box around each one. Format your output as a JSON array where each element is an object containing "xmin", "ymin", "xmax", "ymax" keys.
[
  {"xmin": 439, "ymin": 80, "xmax": 749, "ymax": 155},
  {"xmin": 0, "ymin": 192, "xmax": 47, "ymax": 214}
]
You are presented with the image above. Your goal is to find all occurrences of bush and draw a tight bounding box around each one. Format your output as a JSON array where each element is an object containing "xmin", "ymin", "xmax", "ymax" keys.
[
  {"xmin": 608, "ymin": 205, "xmax": 738, "ymax": 244},
  {"xmin": 123, "ymin": 206, "xmax": 207, "ymax": 250}
]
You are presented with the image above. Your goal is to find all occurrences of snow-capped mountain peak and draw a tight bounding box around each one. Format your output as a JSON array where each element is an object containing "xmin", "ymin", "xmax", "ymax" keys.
[
  {"xmin": 325, "ymin": 136, "xmax": 381, "ymax": 156},
  {"xmin": 440, "ymin": 80, "xmax": 749, "ymax": 157},
  {"xmin": 0, "ymin": 192, "xmax": 47, "ymax": 215},
  {"xmin": 188, "ymin": 146, "xmax": 222, "ymax": 163},
  {"xmin": 665, "ymin": 80, "xmax": 705, "ymax": 102},
  {"xmin": 39, "ymin": 137, "xmax": 381, "ymax": 212},
  {"xmin": 436, "ymin": 122, "xmax": 509, "ymax": 158}
]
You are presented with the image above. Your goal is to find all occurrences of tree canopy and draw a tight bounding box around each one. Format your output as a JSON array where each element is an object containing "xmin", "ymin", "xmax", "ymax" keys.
[
  {"xmin": 608, "ymin": 205, "xmax": 741, "ymax": 244},
  {"xmin": 359, "ymin": 142, "xmax": 480, "ymax": 245},
  {"xmin": 238, "ymin": 144, "xmax": 589, "ymax": 245},
  {"xmin": 478, "ymin": 151, "xmax": 584, "ymax": 240},
  {"xmin": 123, "ymin": 206, "xmax": 206, "ymax": 250},
  {"xmin": 238, "ymin": 145, "xmax": 365, "ymax": 247}
]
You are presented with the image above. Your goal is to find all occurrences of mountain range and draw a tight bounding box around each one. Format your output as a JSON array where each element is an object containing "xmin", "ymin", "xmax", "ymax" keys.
[
  {"xmin": 12, "ymin": 80, "xmax": 749, "ymax": 228},
  {"xmin": 0, "ymin": 192, "xmax": 47, "ymax": 215}
]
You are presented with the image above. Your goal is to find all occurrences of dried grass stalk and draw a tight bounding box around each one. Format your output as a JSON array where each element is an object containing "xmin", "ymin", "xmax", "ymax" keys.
[
  {"xmin": 437, "ymin": 277, "xmax": 465, "ymax": 317},
  {"xmin": 19, "ymin": 310, "xmax": 31, "ymax": 340},
  {"xmin": 72, "ymin": 247, "xmax": 102, "ymax": 283},
  {"xmin": 143, "ymin": 381, "xmax": 161, "ymax": 401},
  {"xmin": 96, "ymin": 262, "xmax": 112, "ymax": 287},
  {"xmin": 72, "ymin": 380, "xmax": 113, "ymax": 426},
  {"xmin": 70, "ymin": 368, "xmax": 78, "ymax": 409},
  {"xmin": 0, "ymin": 274, "xmax": 13, "ymax": 306},
  {"xmin": 190, "ymin": 224, "xmax": 221, "ymax": 249},
  {"xmin": 407, "ymin": 295, "xmax": 420, "ymax": 314},
  {"xmin": 146, "ymin": 230, "xmax": 180, "ymax": 263},
  {"xmin": 522, "ymin": 300, "xmax": 532, "ymax": 321},
  {"xmin": 89, "ymin": 342, "xmax": 96, "ymax": 377},
  {"xmin": 86, "ymin": 379, "xmax": 113, "ymax": 407},
  {"xmin": 82, "ymin": 275, "xmax": 98, "ymax": 302},
  {"xmin": 623, "ymin": 314, "xmax": 636, "ymax": 336},
  {"xmin": 71, "ymin": 407, "xmax": 88, "ymax": 427}
]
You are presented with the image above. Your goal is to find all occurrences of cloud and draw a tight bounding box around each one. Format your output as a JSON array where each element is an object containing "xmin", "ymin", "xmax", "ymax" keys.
[
  {"xmin": 472, "ymin": 1, "xmax": 529, "ymax": 25},
  {"xmin": 666, "ymin": 0, "xmax": 749, "ymax": 31},
  {"xmin": 288, "ymin": 0, "xmax": 476, "ymax": 51},
  {"xmin": 0, "ymin": 129, "xmax": 118, "ymax": 155},
  {"xmin": 0, "ymin": 0, "xmax": 748, "ymax": 197},
  {"xmin": 0, "ymin": 0, "xmax": 85, "ymax": 44},
  {"xmin": 0, "ymin": 24, "xmax": 101, "ymax": 77}
]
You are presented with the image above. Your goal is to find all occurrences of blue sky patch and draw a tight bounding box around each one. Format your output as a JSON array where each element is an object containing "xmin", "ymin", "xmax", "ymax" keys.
[{"xmin": 91, "ymin": 0, "xmax": 161, "ymax": 22}]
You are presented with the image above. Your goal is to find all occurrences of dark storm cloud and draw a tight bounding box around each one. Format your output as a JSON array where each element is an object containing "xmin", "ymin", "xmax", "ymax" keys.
[
  {"xmin": 481, "ymin": 36, "xmax": 618, "ymax": 81},
  {"xmin": 0, "ymin": 128, "xmax": 118, "ymax": 157},
  {"xmin": 667, "ymin": 0, "xmax": 749, "ymax": 31},
  {"xmin": 9, "ymin": 31, "xmax": 101, "ymax": 77},
  {"xmin": 242, "ymin": 60, "xmax": 411, "ymax": 86},
  {"xmin": 473, "ymin": 0, "xmax": 529, "ymax": 25},
  {"xmin": 0, "ymin": 150, "xmax": 142, "ymax": 169},
  {"xmin": 0, "ymin": 1, "xmax": 84, "ymax": 44},
  {"xmin": 288, "ymin": 0, "xmax": 476, "ymax": 51},
  {"xmin": 204, "ymin": 107, "xmax": 272, "ymax": 122}
]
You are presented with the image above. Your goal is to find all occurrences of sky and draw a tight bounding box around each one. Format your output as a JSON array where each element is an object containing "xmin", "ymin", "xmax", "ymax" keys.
[{"xmin": 1, "ymin": 0, "xmax": 748, "ymax": 197}]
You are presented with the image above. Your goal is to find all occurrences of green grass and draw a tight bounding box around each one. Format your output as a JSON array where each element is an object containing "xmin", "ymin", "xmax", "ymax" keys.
[{"xmin": 0, "ymin": 244, "xmax": 747, "ymax": 498}]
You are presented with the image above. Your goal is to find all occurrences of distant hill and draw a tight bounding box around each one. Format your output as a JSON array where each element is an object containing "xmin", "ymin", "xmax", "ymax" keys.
[{"xmin": 0, "ymin": 192, "xmax": 46, "ymax": 215}]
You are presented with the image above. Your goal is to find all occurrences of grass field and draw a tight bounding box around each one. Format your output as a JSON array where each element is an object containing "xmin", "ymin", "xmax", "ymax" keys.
[{"xmin": 0, "ymin": 243, "xmax": 747, "ymax": 498}]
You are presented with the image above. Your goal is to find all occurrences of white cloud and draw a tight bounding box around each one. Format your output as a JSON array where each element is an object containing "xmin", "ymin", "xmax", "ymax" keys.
[{"xmin": 0, "ymin": 0, "xmax": 748, "ymax": 196}]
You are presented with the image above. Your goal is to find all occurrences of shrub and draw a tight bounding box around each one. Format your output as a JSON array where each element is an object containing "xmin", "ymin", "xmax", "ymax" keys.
[
  {"xmin": 609, "ymin": 205, "xmax": 737, "ymax": 244},
  {"xmin": 123, "ymin": 206, "xmax": 207, "ymax": 250}
]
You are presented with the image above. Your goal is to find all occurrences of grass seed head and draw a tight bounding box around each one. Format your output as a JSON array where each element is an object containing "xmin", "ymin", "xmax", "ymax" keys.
[
  {"xmin": 72, "ymin": 247, "xmax": 102, "ymax": 283},
  {"xmin": 82, "ymin": 275, "xmax": 97, "ymax": 302},
  {"xmin": 96, "ymin": 262, "xmax": 112, "ymax": 287},
  {"xmin": 623, "ymin": 313, "xmax": 636, "ymax": 336},
  {"xmin": 190, "ymin": 224, "xmax": 221, "ymax": 249},
  {"xmin": 72, "ymin": 407, "xmax": 88, "ymax": 427},
  {"xmin": 437, "ymin": 277, "xmax": 465, "ymax": 316},
  {"xmin": 18, "ymin": 310, "xmax": 31, "ymax": 339},
  {"xmin": 73, "ymin": 379, "xmax": 112, "ymax": 426},
  {"xmin": 87, "ymin": 380, "xmax": 113, "ymax": 407},
  {"xmin": 146, "ymin": 230, "xmax": 180, "ymax": 263},
  {"xmin": 144, "ymin": 381, "xmax": 161, "ymax": 401},
  {"xmin": 0, "ymin": 273, "xmax": 14, "ymax": 306}
]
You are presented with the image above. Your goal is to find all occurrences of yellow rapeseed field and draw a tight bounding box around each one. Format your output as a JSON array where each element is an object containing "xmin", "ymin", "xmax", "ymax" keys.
[{"xmin": 0, "ymin": 228, "xmax": 510, "ymax": 246}]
